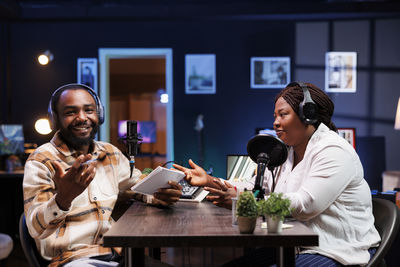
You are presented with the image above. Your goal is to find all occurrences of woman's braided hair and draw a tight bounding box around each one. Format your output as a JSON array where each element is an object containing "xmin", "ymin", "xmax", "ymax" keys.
[{"xmin": 275, "ymin": 82, "xmax": 337, "ymax": 132}]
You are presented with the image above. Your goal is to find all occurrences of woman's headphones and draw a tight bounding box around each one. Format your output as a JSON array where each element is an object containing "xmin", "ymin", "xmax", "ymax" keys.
[
  {"xmin": 47, "ymin": 83, "xmax": 105, "ymax": 128},
  {"xmin": 291, "ymin": 81, "xmax": 318, "ymax": 125}
]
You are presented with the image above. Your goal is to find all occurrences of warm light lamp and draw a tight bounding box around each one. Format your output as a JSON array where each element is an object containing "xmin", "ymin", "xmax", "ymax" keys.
[
  {"xmin": 38, "ymin": 50, "xmax": 54, "ymax": 65},
  {"xmin": 395, "ymin": 98, "xmax": 400, "ymax": 130},
  {"xmin": 35, "ymin": 118, "xmax": 52, "ymax": 135}
]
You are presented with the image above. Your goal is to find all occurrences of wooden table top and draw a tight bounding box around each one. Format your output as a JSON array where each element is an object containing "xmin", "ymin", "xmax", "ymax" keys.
[{"xmin": 104, "ymin": 201, "xmax": 318, "ymax": 248}]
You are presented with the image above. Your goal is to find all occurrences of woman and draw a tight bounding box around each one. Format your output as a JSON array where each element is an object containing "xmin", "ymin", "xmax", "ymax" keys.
[{"xmin": 174, "ymin": 82, "xmax": 380, "ymax": 266}]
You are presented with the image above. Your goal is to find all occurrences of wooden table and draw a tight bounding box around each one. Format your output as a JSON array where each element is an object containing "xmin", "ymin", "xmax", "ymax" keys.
[{"xmin": 103, "ymin": 201, "xmax": 318, "ymax": 267}]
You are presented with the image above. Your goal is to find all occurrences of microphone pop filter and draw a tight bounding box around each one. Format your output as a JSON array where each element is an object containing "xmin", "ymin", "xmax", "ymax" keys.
[{"xmin": 247, "ymin": 134, "xmax": 288, "ymax": 168}]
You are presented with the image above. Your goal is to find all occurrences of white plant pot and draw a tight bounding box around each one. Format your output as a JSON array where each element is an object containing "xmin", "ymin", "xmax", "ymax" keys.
[{"xmin": 267, "ymin": 216, "xmax": 283, "ymax": 233}]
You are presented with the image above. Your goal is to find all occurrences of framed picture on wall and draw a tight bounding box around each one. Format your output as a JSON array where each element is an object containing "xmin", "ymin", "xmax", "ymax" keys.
[
  {"xmin": 338, "ymin": 128, "xmax": 356, "ymax": 149},
  {"xmin": 250, "ymin": 57, "xmax": 290, "ymax": 89},
  {"xmin": 185, "ymin": 54, "xmax": 216, "ymax": 94},
  {"xmin": 77, "ymin": 58, "xmax": 98, "ymax": 94},
  {"xmin": 325, "ymin": 52, "xmax": 357, "ymax": 93}
]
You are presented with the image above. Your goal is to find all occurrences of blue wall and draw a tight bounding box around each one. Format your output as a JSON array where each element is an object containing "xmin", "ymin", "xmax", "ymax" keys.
[
  {"xmin": 1, "ymin": 20, "xmax": 293, "ymax": 178},
  {"xmin": 1, "ymin": 17, "xmax": 399, "ymax": 184}
]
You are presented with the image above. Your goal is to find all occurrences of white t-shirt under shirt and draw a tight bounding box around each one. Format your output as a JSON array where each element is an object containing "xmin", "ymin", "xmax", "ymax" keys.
[{"xmin": 233, "ymin": 123, "xmax": 380, "ymax": 265}]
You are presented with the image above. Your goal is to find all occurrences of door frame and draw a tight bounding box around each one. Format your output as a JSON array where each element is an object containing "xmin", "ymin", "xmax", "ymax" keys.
[{"xmin": 98, "ymin": 48, "xmax": 174, "ymax": 163}]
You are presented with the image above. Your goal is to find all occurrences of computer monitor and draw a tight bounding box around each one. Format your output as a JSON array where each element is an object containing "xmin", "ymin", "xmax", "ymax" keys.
[
  {"xmin": 226, "ymin": 154, "xmax": 257, "ymax": 182},
  {"xmin": 118, "ymin": 120, "xmax": 157, "ymax": 143},
  {"xmin": 0, "ymin": 124, "xmax": 25, "ymax": 155}
]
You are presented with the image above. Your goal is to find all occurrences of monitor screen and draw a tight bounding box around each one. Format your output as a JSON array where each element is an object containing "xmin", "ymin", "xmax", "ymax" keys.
[
  {"xmin": 118, "ymin": 120, "xmax": 157, "ymax": 144},
  {"xmin": 0, "ymin": 124, "xmax": 25, "ymax": 155},
  {"xmin": 226, "ymin": 154, "xmax": 257, "ymax": 183}
]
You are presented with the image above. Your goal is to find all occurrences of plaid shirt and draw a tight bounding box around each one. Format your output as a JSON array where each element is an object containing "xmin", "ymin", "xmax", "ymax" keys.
[{"xmin": 23, "ymin": 132, "xmax": 149, "ymax": 266}]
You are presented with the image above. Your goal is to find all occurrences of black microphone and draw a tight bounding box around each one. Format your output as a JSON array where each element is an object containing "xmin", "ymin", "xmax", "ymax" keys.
[
  {"xmin": 247, "ymin": 134, "xmax": 288, "ymax": 199},
  {"xmin": 126, "ymin": 120, "xmax": 142, "ymax": 178}
]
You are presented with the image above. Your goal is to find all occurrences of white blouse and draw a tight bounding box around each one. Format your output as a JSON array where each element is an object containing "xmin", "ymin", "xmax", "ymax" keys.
[
  {"xmin": 234, "ymin": 123, "xmax": 381, "ymax": 265},
  {"xmin": 265, "ymin": 123, "xmax": 380, "ymax": 265}
]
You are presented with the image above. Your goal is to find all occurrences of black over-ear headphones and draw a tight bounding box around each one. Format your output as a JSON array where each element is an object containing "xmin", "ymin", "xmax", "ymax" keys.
[
  {"xmin": 291, "ymin": 81, "xmax": 318, "ymax": 125},
  {"xmin": 48, "ymin": 83, "xmax": 105, "ymax": 128}
]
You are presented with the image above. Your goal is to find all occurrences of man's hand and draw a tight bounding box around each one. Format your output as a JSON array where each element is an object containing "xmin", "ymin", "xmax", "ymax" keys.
[
  {"xmin": 52, "ymin": 154, "xmax": 96, "ymax": 210},
  {"xmin": 152, "ymin": 181, "xmax": 182, "ymax": 207},
  {"xmin": 173, "ymin": 159, "xmax": 212, "ymax": 187},
  {"xmin": 205, "ymin": 180, "xmax": 236, "ymax": 210}
]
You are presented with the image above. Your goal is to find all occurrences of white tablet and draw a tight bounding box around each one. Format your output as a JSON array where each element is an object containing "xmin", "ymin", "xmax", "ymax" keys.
[{"xmin": 131, "ymin": 166, "xmax": 185, "ymax": 195}]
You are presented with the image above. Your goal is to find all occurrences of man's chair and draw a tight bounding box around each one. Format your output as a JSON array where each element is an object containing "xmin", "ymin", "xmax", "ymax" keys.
[
  {"xmin": 19, "ymin": 214, "xmax": 50, "ymax": 267},
  {"xmin": 367, "ymin": 198, "xmax": 400, "ymax": 267}
]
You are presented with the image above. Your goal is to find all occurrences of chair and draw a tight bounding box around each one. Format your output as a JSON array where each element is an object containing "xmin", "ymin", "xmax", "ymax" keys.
[
  {"xmin": 19, "ymin": 214, "xmax": 50, "ymax": 267},
  {"xmin": 367, "ymin": 198, "xmax": 400, "ymax": 267}
]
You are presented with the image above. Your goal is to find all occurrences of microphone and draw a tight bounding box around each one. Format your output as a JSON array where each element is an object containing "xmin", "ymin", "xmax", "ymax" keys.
[
  {"xmin": 247, "ymin": 134, "xmax": 288, "ymax": 199},
  {"xmin": 126, "ymin": 120, "xmax": 142, "ymax": 178}
]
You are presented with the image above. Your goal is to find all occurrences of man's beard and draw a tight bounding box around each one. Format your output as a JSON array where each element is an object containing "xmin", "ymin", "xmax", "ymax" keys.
[{"xmin": 59, "ymin": 121, "xmax": 98, "ymax": 150}]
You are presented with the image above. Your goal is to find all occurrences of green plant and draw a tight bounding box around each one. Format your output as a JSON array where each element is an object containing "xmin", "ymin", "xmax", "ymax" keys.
[
  {"xmin": 258, "ymin": 192, "xmax": 293, "ymax": 221},
  {"xmin": 236, "ymin": 190, "xmax": 258, "ymax": 218}
]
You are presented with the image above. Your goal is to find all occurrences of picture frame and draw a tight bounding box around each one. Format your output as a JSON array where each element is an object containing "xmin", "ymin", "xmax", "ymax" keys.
[
  {"xmin": 325, "ymin": 52, "xmax": 357, "ymax": 93},
  {"xmin": 185, "ymin": 54, "xmax": 216, "ymax": 94},
  {"xmin": 250, "ymin": 57, "xmax": 290, "ymax": 89},
  {"xmin": 77, "ymin": 58, "xmax": 98, "ymax": 94},
  {"xmin": 337, "ymin": 128, "xmax": 356, "ymax": 149}
]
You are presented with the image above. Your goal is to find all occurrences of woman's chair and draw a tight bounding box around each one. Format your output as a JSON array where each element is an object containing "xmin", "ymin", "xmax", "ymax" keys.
[
  {"xmin": 19, "ymin": 214, "xmax": 50, "ymax": 267},
  {"xmin": 367, "ymin": 198, "xmax": 400, "ymax": 267}
]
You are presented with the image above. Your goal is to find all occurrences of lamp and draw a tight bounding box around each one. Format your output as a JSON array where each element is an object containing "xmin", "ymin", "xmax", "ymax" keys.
[
  {"xmin": 37, "ymin": 50, "xmax": 54, "ymax": 65},
  {"xmin": 395, "ymin": 98, "xmax": 400, "ymax": 130},
  {"xmin": 34, "ymin": 118, "xmax": 52, "ymax": 135}
]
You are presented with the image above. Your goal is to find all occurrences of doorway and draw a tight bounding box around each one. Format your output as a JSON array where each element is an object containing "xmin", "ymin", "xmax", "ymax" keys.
[{"xmin": 98, "ymin": 48, "xmax": 174, "ymax": 168}]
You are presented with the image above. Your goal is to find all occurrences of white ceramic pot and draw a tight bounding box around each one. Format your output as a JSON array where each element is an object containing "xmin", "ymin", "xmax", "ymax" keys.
[
  {"xmin": 237, "ymin": 216, "xmax": 257, "ymax": 234},
  {"xmin": 267, "ymin": 216, "xmax": 283, "ymax": 233}
]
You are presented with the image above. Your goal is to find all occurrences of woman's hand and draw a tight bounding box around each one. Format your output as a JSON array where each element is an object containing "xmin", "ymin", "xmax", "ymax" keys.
[
  {"xmin": 173, "ymin": 159, "xmax": 211, "ymax": 187},
  {"xmin": 205, "ymin": 179, "xmax": 237, "ymax": 210}
]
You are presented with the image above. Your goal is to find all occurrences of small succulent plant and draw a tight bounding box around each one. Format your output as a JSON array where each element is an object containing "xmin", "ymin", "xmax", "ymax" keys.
[
  {"xmin": 258, "ymin": 192, "xmax": 293, "ymax": 221},
  {"xmin": 236, "ymin": 190, "xmax": 258, "ymax": 218}
]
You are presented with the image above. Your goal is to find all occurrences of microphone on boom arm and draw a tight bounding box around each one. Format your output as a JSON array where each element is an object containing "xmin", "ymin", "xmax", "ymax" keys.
[
  {"xmin": 247, "ymin": 134, "xmax": 288, "ymax": 200},
  {"xmin": 126, "ymin": 120, "xmax": 142, "ymax": 178}
]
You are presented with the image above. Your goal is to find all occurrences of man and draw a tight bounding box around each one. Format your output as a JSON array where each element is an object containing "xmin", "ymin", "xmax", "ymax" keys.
[{"xmin": 23, "ymin": 84, "xmax": 182, "ymax": 266}]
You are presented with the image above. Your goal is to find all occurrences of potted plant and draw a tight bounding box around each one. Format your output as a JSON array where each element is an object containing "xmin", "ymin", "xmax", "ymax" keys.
[
  {"xmin": 236, "ymin": 190, "xmax": 258, "ymax": 234},
  {"xmin": 258, "ymin": 192, "xmax": 293, "ymax": 233}
]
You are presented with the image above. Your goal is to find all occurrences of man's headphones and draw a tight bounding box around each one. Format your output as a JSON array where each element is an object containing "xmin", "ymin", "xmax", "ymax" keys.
[
  {"xmin": 291, "ymin": 81, "xmax": 318, "ymax": 125},
  {"xmin": 48, "ymin": 83, "xmax": 105, "ymax": 128}
]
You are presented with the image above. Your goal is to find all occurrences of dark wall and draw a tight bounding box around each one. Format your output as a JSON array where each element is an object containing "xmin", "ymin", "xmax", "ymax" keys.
[{"xmin": 1, "ymin": 19, "xmax": 293, "ymax": 177}]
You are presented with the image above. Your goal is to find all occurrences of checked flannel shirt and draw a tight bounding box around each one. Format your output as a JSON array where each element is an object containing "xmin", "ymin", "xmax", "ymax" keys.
[{"xmin": 23, "ymin": 131, "xmax": 150, "ymax": 266}]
